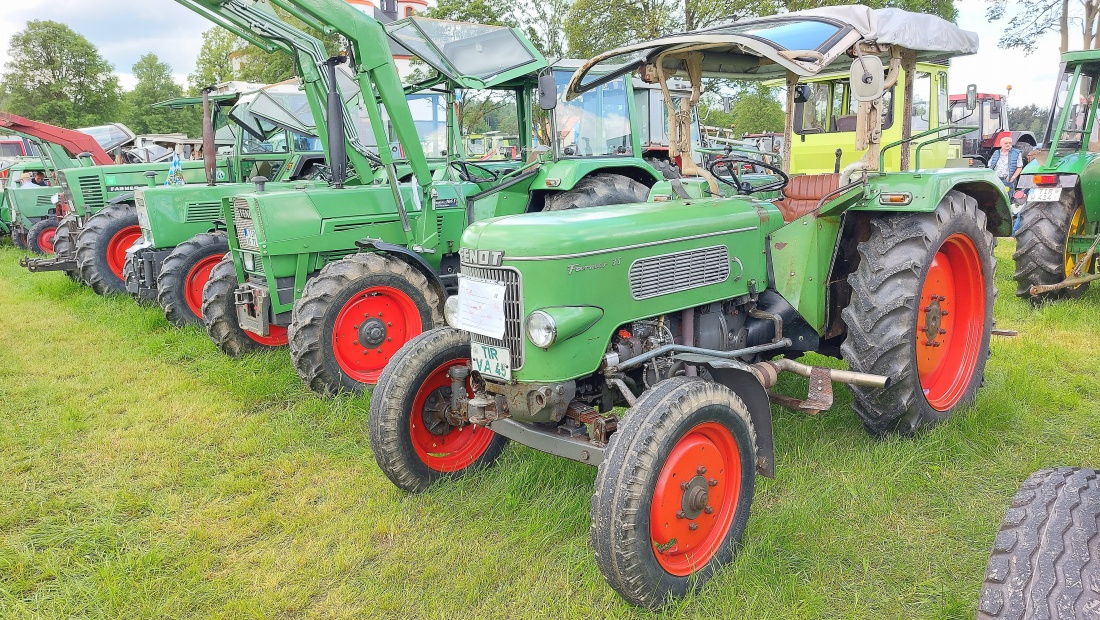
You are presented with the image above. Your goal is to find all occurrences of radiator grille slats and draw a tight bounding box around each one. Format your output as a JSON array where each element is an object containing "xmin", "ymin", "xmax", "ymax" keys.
[
  {"xmin": 232, "ymin": 197, "xmax": 259, "ymax": 251},
  {"xmin": 78, "ymin": 177, "xmax": 105, "ymax": 211},
  {"xmin": 629, "ymin": 245, "xmax": 730, "ymax": 300},
  {"xmin": 461, "ymin": 265, "xmax": 523, "ymax": 369},
  {"xmin": 186, "ymin": 201, "xmax": 223, "ymax": 223}
]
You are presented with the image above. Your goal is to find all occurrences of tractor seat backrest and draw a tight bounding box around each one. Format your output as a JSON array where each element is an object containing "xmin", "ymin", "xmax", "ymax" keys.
[{"xmin": 773, "ymin": 173, "xmax": 840, "ymax": 223}]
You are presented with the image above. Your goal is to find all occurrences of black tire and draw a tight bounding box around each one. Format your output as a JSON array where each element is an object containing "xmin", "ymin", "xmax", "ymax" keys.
[
  {"xmin": 544, "ymin": 173, "xmax": 650, "ymax": 211},
  {"xmin": 157, "ymin": 232, "xmax": 229, "ymax": 328},
  {"xmin": 11, "ymin": 225, "xmax": 27, "ymax": 250},
  {"xmin": 1013, "ymin": 194, "xmax": 1092, "ymax": 303},
  {"xmin": 26, "ymin": 217, "xmax": 58, "ymax": 256},
  {"xmin": 122, "ymin": 251, "xmax": 154, "ymax": 305},
  {"xmin": 368, "ymin": 327, "xmax": 508, "ymax": 493},
  {"xmin": 1014, "ymin": 140, "xmax": 1033, "ymax": 162},
  {"xmin": 74, "ymin": 203, "xmax": 140, "ymax": 295},
  {"xmin": 978, "ymin": 467, "xmax": 1100, "ymax": 619},
  {"xmin": 841, "ymin": 190, "xmax": 996, "ymax": 436},
  {"xmin": 201, "ymin": 255, "xmax": 285, "ymax": 356},
  {"xmin": 51, "ymin": 217, "xmax": 80, "ymax": 283},
  {"xmin": 644, "ymin": 156, "xmax": 682, "ymax": 180},
  {"xmin": 591, "ymin": 377, "xmax": 756, "ymax": 609},
  {"xmin": 289, "ymin": 253, "xmax": 444, "ymax": 396}
]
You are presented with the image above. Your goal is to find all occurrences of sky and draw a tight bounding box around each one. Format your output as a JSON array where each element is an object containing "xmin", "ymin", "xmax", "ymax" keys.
[{"xmin": 0, "ymin": 0, "xmax": 1071, "ymax": 107}]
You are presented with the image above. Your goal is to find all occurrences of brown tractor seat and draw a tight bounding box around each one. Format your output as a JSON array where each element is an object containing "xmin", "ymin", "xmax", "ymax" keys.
[{"xmin": 773, "ymin": 173, "xmax": 841, "ymax": 223}]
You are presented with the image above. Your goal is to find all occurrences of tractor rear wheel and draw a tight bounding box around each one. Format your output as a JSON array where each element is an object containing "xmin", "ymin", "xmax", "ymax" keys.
[
  {"xmin": 591, "ymin": 377, "xmax": 756, "ymax": 609},
  {"xmin": 841, "ymin": 190, "xmax": 995, "ymax": 436},
  {"xmin": 369, "ymin": 327, "xmax": 507, "ymax": 492},
  {"xmin": 201, "ymin": 255, "xmax": 288, "ymax": 355},
  {"xmin": 644, "ymin": 157, "xmax": 682, "ymax": 180},
  {"xmin": 1013, "ymin": 194, "xmax": 1093, "ymax": 303},
  {"xmin": 544, "ymin": 173, "xmax": 649, "ymax": 211},
  {"xmin": 27, "ymin": 217, "xmax": 58, "ymax": 255},
  {"xmin": 978, "ymin": 468, "xmax": 1100, "ymax": 619},
  {"xmin": 289, "ymin": 253, "xmax": 443, "ymax": 396},
  {"xmin": 157, "ymin": 232, "xmax": 229, "ymax": 328},
  {"xmin": 74, "ymin": 204, "xmax": 142, "ymax": 295}
]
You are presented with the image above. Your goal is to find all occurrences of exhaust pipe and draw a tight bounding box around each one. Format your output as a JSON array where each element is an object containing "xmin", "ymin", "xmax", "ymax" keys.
[
  {"xmin": 323, "ymin": 56, "xmax": 347, "ymax": 189},
  {"xmin": 751, "ymin": 358, "xmax": 891, "ymax": 390},
  {"xmin": 201, "ymin": 87, "xmax": 217, "ymax": 186}
]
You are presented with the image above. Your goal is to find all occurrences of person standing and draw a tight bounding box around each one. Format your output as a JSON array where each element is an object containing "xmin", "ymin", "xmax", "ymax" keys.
[{"xmin": 989, "ymin": 136, "xmax": 1025, "ymax": 233}]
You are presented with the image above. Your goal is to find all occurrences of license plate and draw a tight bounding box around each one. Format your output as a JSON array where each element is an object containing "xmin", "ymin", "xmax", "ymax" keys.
[
  {"xmin": 241, "ymin": 227, "xmax": 258, "ymax": 247},
  {"xmin": 1028, "ymin": 187, "xmax": 1061, "ymax": 202},
  {"xmin": 472, "ymin": 343, "xmax": 511, "ymax": 381}
]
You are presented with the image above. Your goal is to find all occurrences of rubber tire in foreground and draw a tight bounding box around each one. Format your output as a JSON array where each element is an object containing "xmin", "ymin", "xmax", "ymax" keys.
[
  {"xmin": 51, "ymin": 219, "xmax": 81, "ymax": 283},
  {"xmin": 841, "ymin": 190, "xmax": 996, "ymax": 436},
  {"xmin": 74, "ymin": 203, "xmax": 141, "ymax": 295},
  {"xmin": 591, "ymin": 377, "xmax": 756, "ymax": 610},
  {"xmin": 978, "ymin": 467, "xmax": 1100, "ymax": 619},
  {"xmin": 369, "ymin": 327, "xmax": 508, "ymax": 493},
  {"xmin": 544, "ymin": 173, "xmax": 650, "ymax": 211},
  {"xmin": 201, "ymin": 255, "xmax": 288, "ymax": 356},
  {"xmin": 11, "ymin": 226, "xmax": 27, "ymax": 250},
  {"xmin": 26, "ymin": 217, "xmax": 58, "ymax": 255},
  {"xmin": 1013, "ymin": 194, "xmax": 1090, "ymax": 303},
  {"xmin": 644, "ymin": 157, "xmax": 682, "ymax": 180},
  {"xmin": 289, "ymin": 253, "xmax": 444, "ymax": 396},
  {"xmin": 157, "ymin": 232, "xmax": 229, "ymax": 327}
]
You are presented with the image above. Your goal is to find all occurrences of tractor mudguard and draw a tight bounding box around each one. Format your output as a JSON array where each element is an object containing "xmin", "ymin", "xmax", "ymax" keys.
[
  {"xmin": 107, "ymin": 192, "xmax": 135, "ymax": 205},
  {"xmin": 532, "ymin": 159, "xmax": 661, "ymax": 193},
  {"xmin": 701, "ymin": 361, "xmax": 775, "ymax": 478},
  {"xmin": 354, "ymin": 239, "xmax": 447, "ymax": 300},
  {"xmin": 854, "ymin": 173, "xmax": 1012, "ymax": 236}
]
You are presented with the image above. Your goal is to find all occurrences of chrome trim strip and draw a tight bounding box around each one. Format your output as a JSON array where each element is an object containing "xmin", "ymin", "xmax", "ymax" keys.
[{"xmin": 499, "ymin": 227, "xmax": 758, "ymax": 261}]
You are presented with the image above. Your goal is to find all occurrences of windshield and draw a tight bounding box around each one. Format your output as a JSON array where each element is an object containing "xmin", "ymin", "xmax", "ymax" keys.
[
  {"xmin": 78, "ymin": 124, "xmax": 134, "ymax": 151},
  {"xmin": 407, "ymin": 93, "xmax": 449, "ymax": 158},
  {"xmin": 1047, "ymin": 63, "xmax": 1100, "ymax": 150},
  {"xmin": 551, "ymin": 70, "xmax": 632, "ymax": 157},
  {"xmin": 460, "ymin": 89, "xmax": 521, "ymax": 161},
  {"xmin": 0, "ymin": 141, "xmax": 24, "ymax": 157},
  {"xmin": 387, "ymin": 18, "xmax": 537, "ymax": 82}
]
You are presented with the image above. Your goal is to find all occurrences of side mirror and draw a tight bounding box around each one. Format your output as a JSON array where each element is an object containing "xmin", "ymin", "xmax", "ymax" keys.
[
  {"xmin": 990, "ymin": 100, "xmax": 1001, "ymax": 115},
  {"xmin": 538, "ymin": 72, "xmax": 558, "ymax": 111},
  {"xmin": 794, "ymin": 84, "xmax": 813, "ymax": 104},
  {"xmin": 849, "ymin": 56, "xmax": 884, "ymax": 102},
  {"xmin": 966, "ymin": 84, "xmax": 978, "ymax": 111}
]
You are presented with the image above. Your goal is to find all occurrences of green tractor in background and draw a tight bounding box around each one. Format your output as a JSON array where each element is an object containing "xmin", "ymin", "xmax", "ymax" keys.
[
  {"xmin": 4, "ymin": 159, "xmax": 52, "ymax": 250},
  {"xmin": 1013, "ymin": 50, "xmax": 1100, "ymax": 303},
  {"xmin": 369, "ymin": 7, "xmax": 1011, "ymax": 608}
]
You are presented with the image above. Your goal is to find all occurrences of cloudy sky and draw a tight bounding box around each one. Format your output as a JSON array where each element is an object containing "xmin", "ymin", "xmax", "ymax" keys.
[{"xmin": 0, "ymin": 0, "xmax": 1068, "ymax": 107}]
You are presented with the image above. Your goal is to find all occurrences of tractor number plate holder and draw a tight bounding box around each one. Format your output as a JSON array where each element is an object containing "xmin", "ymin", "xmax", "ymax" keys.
[
  {"xmin": 1028, "ymin": 188, "xmax": 1061, "ymax": 202},
  {"xmin": 234, "ymin": 285, "xmax": 271, "ymax": 337}
]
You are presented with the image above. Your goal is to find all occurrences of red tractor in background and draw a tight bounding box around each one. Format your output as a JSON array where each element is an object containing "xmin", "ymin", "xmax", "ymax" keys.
[{"xmin": 948, "ymin": 89, "xmax": 1037, "ymax": 164}]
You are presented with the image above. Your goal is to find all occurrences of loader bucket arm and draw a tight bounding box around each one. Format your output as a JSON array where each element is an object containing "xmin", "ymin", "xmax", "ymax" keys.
[{"xmin": 0, "ymin": 112, "xmax": 113, "ymax": 165}]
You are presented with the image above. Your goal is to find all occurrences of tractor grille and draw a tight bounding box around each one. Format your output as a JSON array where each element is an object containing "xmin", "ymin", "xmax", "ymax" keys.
[
  {"xmin": 35, "ymin": 195, "xmax": 53, "ymax": 206},
  {"xmin": 78, "ymin": 177, "xmax": 105, "ymax": 211},
  {"xmin": 186, "ymin": 201, "xmax": 222, "ymax": 223},
  {"xmin": 461, "ymin": 264, "xmax": 524, "ymax": 369},
  {"xmin": 629, "ymin": 245, "xmax": 730, "ymax": 300},
  {"xmin": 233, "ymin": 197, "xmax": 259, "ymax": 251}
]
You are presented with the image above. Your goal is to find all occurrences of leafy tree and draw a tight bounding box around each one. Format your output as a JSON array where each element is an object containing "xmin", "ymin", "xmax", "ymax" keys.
[
  {"xmin": 121, "ymin": 54, "xmax": 200, "ymax": 136},
  {"xmin": 1007, "ymin": 102, "xmax": 1051, "ymax": 141},
  {"xmin": 0, "ymin": 20, "xmax": 121, "ymax": 127},
  {"xmin": 986, "ymin": 0, "xmax": 1099, "ymax": 54},
  {"xmin": 425, "ymin": 0, "xmax": 516, "ymax": 26},
  {"xmin": 188, "ymin": 27, "xmax": 244, "ymax": 92}
]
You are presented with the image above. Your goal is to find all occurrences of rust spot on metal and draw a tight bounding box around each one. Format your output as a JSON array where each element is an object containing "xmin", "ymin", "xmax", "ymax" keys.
[{"xmin": 774, "ymin": 242, "xmax": 787, "ymax": 250}]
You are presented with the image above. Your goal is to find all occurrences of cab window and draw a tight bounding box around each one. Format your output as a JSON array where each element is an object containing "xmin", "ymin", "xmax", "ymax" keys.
[{"xmin": 911, "ymin": 72, "xmax": 931, "ymax": 132}]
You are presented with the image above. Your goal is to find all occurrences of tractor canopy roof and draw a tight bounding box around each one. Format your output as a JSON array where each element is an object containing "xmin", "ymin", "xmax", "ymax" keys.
[
  {"xmin": 567, "ymin": 5, "xmax": 977, "ymax": 98},
  {"xmin": 229, "ymin": 82, "xmax": 317, "ymax": 140},
  {"xmin": 1062, "ymin": 49, "xmax": 1100, "ymax": 64}
]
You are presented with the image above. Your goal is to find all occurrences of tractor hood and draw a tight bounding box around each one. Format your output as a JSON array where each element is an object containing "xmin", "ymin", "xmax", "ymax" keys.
[{"xmin": 462, "ymin": 198, "xmax": 785, "ymax": 261}]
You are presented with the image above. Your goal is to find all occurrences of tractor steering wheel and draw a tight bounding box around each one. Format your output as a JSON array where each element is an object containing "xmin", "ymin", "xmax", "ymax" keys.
[
  {"xmin": 449, "ymin": 160, "xmax": 500, "ymax": 183},
  {"xmin": 708, "ymin": 157, "xmax": 789, "ymax": 195}
]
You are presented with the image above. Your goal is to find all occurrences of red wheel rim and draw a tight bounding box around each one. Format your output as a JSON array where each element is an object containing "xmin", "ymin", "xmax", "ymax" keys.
[
  {"xmin": 245, "ymin": 324, "xmax": 288, "ymax": 347},
  {"xmin": 409, "ymin": 359, "xmax": 496, "ymax": 472},
  {"xmin": 184, "ymin": 254, "xmax": 224, "ymax": 319},
  {"xmin": 38, "ymin": 227, "xmax": 56, "ymax": 253},
  {"xmin": 106, "ymin": 225, "xmax": 143, "ymax": 279},
  {"xmin": 650, "ymin": 421, "xmax": 742, "ymax": 576},
  {"xmin": 332, "ymin": 285, "xmax": 422, "ymax": 384},
  {"xmin": 916, "ymin": 233, "xmax": 986, "ymax": 411}
]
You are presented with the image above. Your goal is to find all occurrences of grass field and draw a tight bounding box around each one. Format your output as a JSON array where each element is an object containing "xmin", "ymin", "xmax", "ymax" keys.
[{"xmin": 1, "ymin": 240, "xmax": 1099, "ymax": 619}]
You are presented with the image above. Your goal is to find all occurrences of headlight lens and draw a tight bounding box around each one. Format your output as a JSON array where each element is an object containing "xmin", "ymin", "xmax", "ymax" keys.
[
  {"xmin": 242, "ymin": 252, "xmax": 256, "ymax": 272},
  {"xmin": 525, "ymin": 310, "xmax": 557, "ymax": 348},
  {"xmin": 444, "ymin": 295, "xmax": 460, "ymax": 328}
]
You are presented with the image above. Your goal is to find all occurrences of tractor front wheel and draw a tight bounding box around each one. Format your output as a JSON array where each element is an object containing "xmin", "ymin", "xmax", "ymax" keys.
[
  {"xmin": 289, "ymin": 253, "xmax": 443, "ymax": 396},
  {"xmin": 368, "ymin": 327, "xmax": 507, "ymax": 492},
  {"xmin": 26, "ymin": 217, "xmax": 58, "ymax": 255},
  {"xmin": 157, "ymin": 232, "xmax": 229, "ymax": 327},
  {"xmin": 591, "ymin": 377, "xmax": 756, "ymax": 609},
  {"xmin": 74, "ymin": 204, "xmax": 142, "ymax": 295},
  {"xmin": 51, "ymin": 217, "xmax": 80, "ymax": 283},
  {"xmin": 841, "ymin": 190, "xmax": 995, "ymax": 436},
  {"xmin": 201, "ymin": 255, "xmax": 288, "ymax": 355},
  {"xmin": 1013, "ymin": 194, "xmax": 1093, "ymax": 303},
  {"xmin": 544, "ymin": 173, "xmax": 649, "ymax": 211}
]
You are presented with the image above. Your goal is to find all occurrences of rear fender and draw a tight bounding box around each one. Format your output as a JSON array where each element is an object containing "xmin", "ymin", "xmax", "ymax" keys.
[{"xmin": 854, "ymin": 172, "xmax": 1012, "ymax": 237}]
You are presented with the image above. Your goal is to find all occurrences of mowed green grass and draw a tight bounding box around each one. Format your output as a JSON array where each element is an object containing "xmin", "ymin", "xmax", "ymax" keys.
[{"xmin": 1, "ymin": 240, "xmax": 1099, "ymax": 619}]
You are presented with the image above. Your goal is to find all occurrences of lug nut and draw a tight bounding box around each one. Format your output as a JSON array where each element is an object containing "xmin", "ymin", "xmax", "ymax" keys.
[
  {"xmin": 680, "ymin": 481, "xmax": 689, "ymax": 491},
  {"xmin": 941, "ymin": 310, "xmax": 949, "ymax": 316},
  {"xmin": 676, "ymin": 510, "xmax": 685, "ymax": 519},
  {"xmin": 688, "ymin": 522, "xmax": 698, "ymax": 531},
  {"xmin": 697, "ymin": 466, "xmax": 706, "ymax": 475},
  {"xmin": 932, "ymin": 342, "xmax": 940, "ymax": 347},
  {"xmin": 709, "ymin": 479, "xmax": 718, "ymax": 487},
  {"xmin": 353, "ymin": 340, "xmax": 360, "ymax": 346},
  {"xmin": 939, "ymin": 329, "xmax": 947, "ymax": 335},
  {"xmin": 704, "ymin": 506, "xmax": 714, "ymax": 514}
]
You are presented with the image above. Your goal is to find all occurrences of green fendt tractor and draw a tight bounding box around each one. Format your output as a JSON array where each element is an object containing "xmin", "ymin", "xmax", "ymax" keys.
[
  {"xmin": 1012, "ymin": 50, "xmax": 1100, "ymax": 302},
  {"xmin": 126, "ymin": 83, "xmax": 326, "ymax": 326},
  {"xmin": 4, "ymin": 159, "xmax": 52, "ymax": 249},
  {"xmin": 369, "ymin": 7, "xmax": 1011, "ymax": 608}
]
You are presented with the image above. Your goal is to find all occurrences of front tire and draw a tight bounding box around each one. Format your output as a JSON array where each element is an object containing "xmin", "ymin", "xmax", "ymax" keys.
[
  {"xmin": 1013, "ymin": 194, "xmax": 1093, "ymax": 303},
  {"xmin": 841, "ymin": 190, "xmax": 996, "ymax": 436},
  {"xmin": 157, "ymin": 232, "xmax": 229, "ymax": 327},
  {"xmin": 288, "ymin": 253, "xmax": 444, "ymax": 396},
  {"xmin": 544, "ymin": 173, "xmax": 650, "ymax": 211},
  {"xmin": 591, "ymin": 377, "xmax": 756, "ymax": 609},
  {"xmin": 11, "ymin": 226, "xmax": 27, "ymax": 249},
  {"xmin": 52, "ymin": 216, "xmax": 81, "ymax": 283},
  {"xmin": 978, "ymin": 468, "xmax": 1100, "ymax": 619},
  {"xmin": 27, "ymin": 217, "xmax": 58, "ymax": 255},
  {"xmin": 74, "ymin": 204, "xmax": 142, "ymax": 295},
  {"xmin": 201, "ymin": 255, "xmax": 288, "ymax": 356},
  {"xmin": 368, "ymin": 327, "xmax": 507, "ymax": 493}
]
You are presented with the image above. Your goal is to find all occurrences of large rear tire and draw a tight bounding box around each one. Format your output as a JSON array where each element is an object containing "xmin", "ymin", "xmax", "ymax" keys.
[
  {"xmin": 978, "ymin": 468, "xmax": 1100, "ymax": 619},
  {"xmin": 544, "ymin": 173, "xmax": 650, "ymax": 211},
  {"xmin": 288, "ymin": 253, "xmax": 444, "ymax": 396},
  {"xmin": 841, "ymin": 190, "xmax": 996, "ymax": 436},
  {"xmin": 74, "ymin": 204, "xmax": 142, "ymax": 295},
  {"xmin": 644, "ymin": 157, "xmax": 682, "ymax": 180},
  {"xmin": 368, "ymin": 327, "xmax": 507, "ymax": 493},
  {"xmin": 591, "ymin": 377, "xmax": 756, "ymax": 609},
  {"xmin": 157, "ymin": 232, "xmax": 229, "ymax": 327},
  {"xmin": 1013, "ymin": 194, "xmax": 1093, "ymax": 303},
  {"xmin": 201, "ymin": 255, "xmax": 288, "ymax": 356},
  {"xmin": 26, "ymin": 217, "xmax": 58, "ymax": 255}
]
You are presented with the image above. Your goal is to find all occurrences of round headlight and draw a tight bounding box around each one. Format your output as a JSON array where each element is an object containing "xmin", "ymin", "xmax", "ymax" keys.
[
  {"xmin": 526, "ymin": 310, "xmax": 557, "ymax": 348},
  {"xmin": 444, "ymin": 295, "xmax": 460, "ymax": 328},
  {"xmin": 242, "ymin": 253, "xmax": 255, "ymax": 272}
]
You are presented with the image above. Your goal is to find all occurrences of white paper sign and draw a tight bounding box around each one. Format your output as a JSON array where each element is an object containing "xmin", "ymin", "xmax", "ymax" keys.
[{"xmin": 457, "ymin": 276, "xmax": 507, "ymax": 340}]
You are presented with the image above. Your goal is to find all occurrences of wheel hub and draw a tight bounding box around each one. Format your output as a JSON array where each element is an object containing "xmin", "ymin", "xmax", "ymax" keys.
[
  {"xmin": 358, "ymin": 317, "xmax": 388, "ymax": 348},
  {"xmin": 421, "ymin": 388, "xmax": 454, "ymax": 436},
  {"xmin": 680, "ymin": 475, "xmax": 711, "ymax": 520},
  {"xmin": 922, "ymin": 295, "xmax": 946, "ymax": 346}
]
